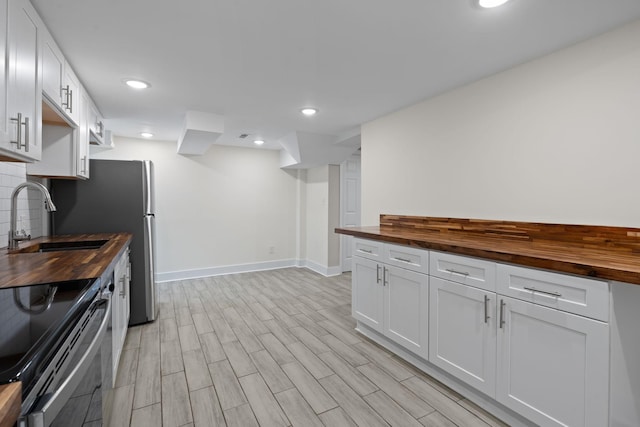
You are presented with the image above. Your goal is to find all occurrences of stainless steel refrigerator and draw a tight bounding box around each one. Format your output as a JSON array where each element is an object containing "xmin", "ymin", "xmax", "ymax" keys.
[{"xmin": 50, "ymin": 159, "xmax": 157, "ymax": 325}]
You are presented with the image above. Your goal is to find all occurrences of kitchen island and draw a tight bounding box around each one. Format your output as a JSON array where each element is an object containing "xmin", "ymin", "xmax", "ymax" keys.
[{"xmin": 336, "ymin": 215, "xmax": 640, "ymax": 427}]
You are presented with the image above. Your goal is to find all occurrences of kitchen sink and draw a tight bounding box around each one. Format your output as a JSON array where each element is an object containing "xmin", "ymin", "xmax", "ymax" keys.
[{"xmin": 15, "ymin": 240, "xmax": 109, "ymax": 253}]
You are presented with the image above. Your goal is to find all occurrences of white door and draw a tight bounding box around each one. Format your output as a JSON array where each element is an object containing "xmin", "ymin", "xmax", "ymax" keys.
[
  {"xmin": 340, "ymin": 154, "xmax": 361, "ymax": 272},
  {"xmin": 429, "ymin": 277, "xmax": 497, "ymax": 397},
  {"xmin": 352, "ymin": 256, "xmax": 383, "ymax": 332},
  {"xmin": 496, "ymin": 296, "xmax": 609, "ymax": 427},
  {"xmin": 384, "ymin": 265, "xmax": 429, "ymax": 358}
]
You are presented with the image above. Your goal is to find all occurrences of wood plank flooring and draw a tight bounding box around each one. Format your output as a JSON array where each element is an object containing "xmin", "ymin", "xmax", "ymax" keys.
[{"xmin": 109, "ymin": 268, "xmax": 508, "ymax": 427}]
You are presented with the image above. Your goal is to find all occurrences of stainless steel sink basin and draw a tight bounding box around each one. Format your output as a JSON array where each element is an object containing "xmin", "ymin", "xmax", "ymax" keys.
[{"xmin": 15, "ymin": 240, "xmax": 109, "ymax": 253}]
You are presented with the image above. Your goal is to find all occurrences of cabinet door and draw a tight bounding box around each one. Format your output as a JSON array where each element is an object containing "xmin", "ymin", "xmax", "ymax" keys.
[
  {"xmin": 0, "ymin": 0, "xmax": 9, "ymax": 148},
  {"xmin": 496, "ymin": 296, "xmax": 609, "ymax": 427},
  {"xmin": 63, "ymin": 63, "xmax": 80, "ymax": 125},
  {"xmin": 429, "ymin": 277, "xmax": 496, "ymax": 397},
  {"xmin": 87, "ymin": 97, "xmax": 105, "ymax": 145},
  {"xmin": 76, "ymin": 89, "xmax": 90, "ymax": 178},
  {"xmin": 352, "ymin": 256, "xmax": 383, "ymax": 333},
  {"xmin": 383, "ymin": 265, "xmax": 429, "ymax": 358},
  {"xmin": 112, "ymin": 252, "xmax": 128, "ymax": 378},
  {"xmin": 42, "ymin": 29, "xmax": 64, "ymax": 109},
  {"xmin": 5, "ymin": 0, "xmax": 41, "ymax": 161}
]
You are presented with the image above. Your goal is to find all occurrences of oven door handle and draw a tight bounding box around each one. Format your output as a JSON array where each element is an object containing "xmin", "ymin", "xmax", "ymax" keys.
[{"xmin": 25, "ymin": 295, "xmax": 111, "ymax": 427}]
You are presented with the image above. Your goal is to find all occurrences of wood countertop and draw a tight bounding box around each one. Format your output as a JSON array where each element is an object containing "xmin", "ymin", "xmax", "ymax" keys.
[
  {"xmin": 336, "ymin": 215, "xmax": 640, "ymax": 285},
  {"xmin": 0, "ymin": 233, "xmax": 132, "ymax": 289},
  {"xmin": 0, "ymin": 383, "xmax": 21, "ymax": 427}
]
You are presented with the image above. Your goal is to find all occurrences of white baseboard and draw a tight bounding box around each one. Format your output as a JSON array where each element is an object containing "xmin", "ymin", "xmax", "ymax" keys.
[
  {"xmin": 299, "ymin": 260, "xmax": 342, "ymax": 277},
  {"xmin": 156, "ymin": 259, "xmax": 298, "ymax": 282},
  {"xmin": 156, "ymin": 258, "xmax": 342, "ymax": 282}
]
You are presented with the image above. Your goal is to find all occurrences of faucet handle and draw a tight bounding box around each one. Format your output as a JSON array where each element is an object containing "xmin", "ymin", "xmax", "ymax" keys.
[{"xmin": 14, "ymin": 229, "xmax": 31, "ymax": 241}]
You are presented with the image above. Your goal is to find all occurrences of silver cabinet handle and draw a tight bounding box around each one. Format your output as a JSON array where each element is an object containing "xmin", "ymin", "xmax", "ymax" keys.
[
  {"xmin": 80, "ymin": 156, "xmax": 87, "ymax": 174},
  {"xmin": 359, "ymin": 249, "xmax": 373, "ymax": 254},
  {"xmin": 445, "ymin": 268, "xmax": 469, "ymax": 276},
  {"xmin": 97, "ymin": 121, "xmax": 104, "ymax": 137},
  {"xmin": 523, "ymin": 286, "xmax": 561, "ymax": 298},
  {"xmin": 376, "ymin": 264, "xmax": 381, "ymax": 284},
  {"xmin": 393, "ymin": 257, "xmax": 412, "ymax": 264},
  {"xmin": 119, "ymin": 277, "xmax": 126, "ymax": 297},
  {"xmin": 69, "ymin": 89, "xmax": 73, "ymax": 113},
  {"xmin": 61, "ymin": 85, "xmax": 70, "ymax": 110},
  {"xmin": 499, "ymin": 300, "xmax": 506, "ymax": 329},
  {"xmin": 24, "ymin": 117, "xmax": 29, "ymax": 152},
  {"xmin": 383, "ymin": 267, "xmax": 388, "ymax": 286},
  {"xmin": 484, "ymin": 295, "xmax": 490, "ymax": 324},
  {"xmin": 10, "ymin": 113, "xmax": 27, "ymax": 150}
]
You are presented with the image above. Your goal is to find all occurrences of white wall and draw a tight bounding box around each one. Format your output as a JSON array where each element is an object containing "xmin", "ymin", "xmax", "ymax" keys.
[
  {"xmin": 361, "ymin": 20, "xmax": 640, "ymax": 227},
  {"xmin": 304, "ymin": 164, "xmax": 341, "ymax": 275},
  {"xmin": 93, "ymin": 138, "xmax": 300, "ymax": 280}
]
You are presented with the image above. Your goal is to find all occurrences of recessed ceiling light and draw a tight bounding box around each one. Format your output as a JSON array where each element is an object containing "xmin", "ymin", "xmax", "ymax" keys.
[
  {"xmin": 140, "ymin": 132, "xmax": 154, "ymax": 138},
  {"xmin": 478, "ymin": 0, "xmax": 511, "ymax": 8},
  {"xmin": 301, "ymin": 108, "xmax": 318, "ymax": 116},
  {"xmin": 125, "ymin": 79, "xmax": 151, "ymax": 89},
  {"xmin": 254, "ymin": 139, "xmax": 265, "ymax": 146}
]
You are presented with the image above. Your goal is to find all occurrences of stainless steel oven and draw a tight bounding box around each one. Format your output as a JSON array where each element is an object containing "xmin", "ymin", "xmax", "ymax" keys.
[{"xmin": 0, "ymin": 276, "xmax": 113, "ymax": 427}]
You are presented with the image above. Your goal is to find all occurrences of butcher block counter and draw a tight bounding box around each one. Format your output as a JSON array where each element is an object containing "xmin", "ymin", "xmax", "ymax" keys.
[
  {"xmin": 336, "ymin": 215, "xmax": 640, "ymax": 285},
  {"xmin": 0, "ymin": 383, "xmax": 20, "ymax": 427},
  {"xmin": 0, "ymin": 233, "xmax": 132, "ymax": 289}
]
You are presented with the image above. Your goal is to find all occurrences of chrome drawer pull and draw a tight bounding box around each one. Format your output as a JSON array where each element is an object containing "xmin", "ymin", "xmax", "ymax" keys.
[
  {"xmin": 523, "ymin": 287, "xmax": 562, "ymax": 298},
  {"xmin": 383, "ymin": 267, "xmax": 388, "ymax": 286},
  {"xmin": 393, "ymin": 257, "xmax": 412, "ymax": 264},
  {"xmin": 445, "ymin": 268, "xmax": 469, "ymax": 276},
  {"xmin": 359, "ymin": 249, "xmax": 373, "ymax": 254},
  {"xmin": 376, "ymin": 264, "xmax": 381, "ymax": 284},
  {"xmin": 499, "ymin": 300, "xmax": 506, "ymax": 329}
]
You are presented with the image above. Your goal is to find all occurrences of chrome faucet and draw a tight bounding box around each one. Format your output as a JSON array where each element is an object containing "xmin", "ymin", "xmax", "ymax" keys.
[{"xmin": 8, "ymin": 182, "xmax": 57, "ymax": 250}]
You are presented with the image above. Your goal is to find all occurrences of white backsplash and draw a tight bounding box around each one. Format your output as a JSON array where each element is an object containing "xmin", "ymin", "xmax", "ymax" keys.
[{"xmin": 0, "ymin": 162, "xmax": 45, "ymax": 249}]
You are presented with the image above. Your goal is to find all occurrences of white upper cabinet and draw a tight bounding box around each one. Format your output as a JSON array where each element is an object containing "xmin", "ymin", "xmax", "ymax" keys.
[
  {"xmin": 41, "ymin": 27, "xmax": 80, "ymax": 127},
  {"xmin": 87, "ymin": 96, "xmax": 105, "ymax": 145},
  {"xmin": 1, "ymin": 0, "xmax": 41, "ymax": 161},
  {"xmin": 41, "ymin": 28, "xmax": 64, "ymax": 110},
  {"xmin": 0, "ymin": 0, "xmax": 9, "ymax": 148},
  {"xmin": 63, "ymin": 63, "xmax": 80, "ymax": 125}
]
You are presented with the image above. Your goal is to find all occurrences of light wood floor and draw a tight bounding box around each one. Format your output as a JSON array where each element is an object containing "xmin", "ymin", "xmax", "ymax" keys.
[{"xmin": 109, "ymin": 268, "xmax": 508, "ymax": 427}]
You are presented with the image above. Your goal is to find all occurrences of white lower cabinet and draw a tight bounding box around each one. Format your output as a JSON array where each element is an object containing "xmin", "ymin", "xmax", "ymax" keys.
[
  {"xmin": 429, "ymin": 277, "xmax": 497, "ymax": 397},
  {"xmin": 383, "ymin": 265, "xmax": 428, "ymax": 358},
  {"xmin": 112, "ymin": 248, "xmax": 131, "ymax": 381},
  {"xmin": 352, "ymin": 244, "xmax": 428, "ymax": 358},
  {"xmin": 496, "ymin": 295, "xmax": 609, "ymax": 427},
  {"xmin": 352, "ymin": 256, "xmax": 383, "ymax": 332}
]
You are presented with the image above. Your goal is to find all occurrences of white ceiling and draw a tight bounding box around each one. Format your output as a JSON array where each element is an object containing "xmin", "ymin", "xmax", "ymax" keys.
[{"xmin": 30, "ymin": 0, "xmax": 640, "ymax": 151}]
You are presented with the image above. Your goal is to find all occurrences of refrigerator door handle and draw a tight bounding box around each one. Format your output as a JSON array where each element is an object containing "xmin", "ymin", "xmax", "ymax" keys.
[
  {"xmin": 143, "ymin": 160, "xmax": 155, "ymax": 215},
  {"xmin": 144, "ymin": 214, "xmax": 158, "ymax": 321}
]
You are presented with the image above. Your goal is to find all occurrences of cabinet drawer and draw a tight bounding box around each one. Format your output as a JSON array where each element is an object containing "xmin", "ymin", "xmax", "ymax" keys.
[
  {"xmin": 430, "ymin": 251, "xmax": 496, "ymax": 292},
  {"xmin": 353, "ymin": 238, "xmax": 384, "ymax": 261},
  {"xmin": 497, "ymin": 264, "xmax": 609, "ymax": 321},
  {"xmin": 384, "ymin": 243, "xmax": 429, "ymax": 274}
]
